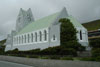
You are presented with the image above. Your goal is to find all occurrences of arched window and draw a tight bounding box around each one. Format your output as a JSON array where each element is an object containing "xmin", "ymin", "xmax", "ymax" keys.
[
  {"xmin": 35, "ymin": 32, "xmax": 37, "ymax": 42},
  {"xmin": 39, "ymin": 31, "xmax": 42, "ymax": 41},
  {"xmin": 22, "ymin": 35, "xmax": 23, "ymax": 44},
  {"xmin": 17, "ymin": 37, "xmax": 18, "ymax": 44},
  {"xmin": 24, "ymin": 35, "xmax": 26, "ymax": 43},
  {"xmin": 19, "ymin": 36, "xmax": 21, "ymax": 44},
  {"xmin": 13, "ymin": 37, "xmax": 15, "ymax": 44},
  {"xmin": 44, "ymin": 30, "xmax": 47, "ymax": 41},
  {"xmin": 31, "ymin": 33, "xmax": 33, "ymax": 42},
  {"xmin": 28, "ymin": 34, "xmax": 30, "ymax": 43},
  {"xmin": 80, "ymin": 30, "xmax": 82, "ymax": 40},
  {"xmin": 53, "ymin": 35, "xmax": 56, "ymax": 40},
  {"xmin": 15, "ymin": 37, "xmax": 16, "ymax": 44},
  {"xmin": 20, "ymin": 36, "xmax": 22, "ymax": 44}
]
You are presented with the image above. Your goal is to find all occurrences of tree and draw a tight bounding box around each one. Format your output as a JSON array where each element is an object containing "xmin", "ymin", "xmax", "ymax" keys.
[
  {"xmin": 59, "ymin": 18, "xmax": 77, "ymax": 45},
  {"xmin": 59, "ymin": 18, "xmax": 84, "ymax": 51},
  {"xmin": 89, "ymin": 38, "xmax": 100, "ymax": 57},
  {"xmin": 90, "ymin": 38, "xmax": 100, "ymax": 48}
]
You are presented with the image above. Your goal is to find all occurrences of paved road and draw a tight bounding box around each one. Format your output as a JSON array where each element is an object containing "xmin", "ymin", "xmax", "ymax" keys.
[{"xmin": 0, "ymin": 61, "xmax": 33, "ymax": 67}]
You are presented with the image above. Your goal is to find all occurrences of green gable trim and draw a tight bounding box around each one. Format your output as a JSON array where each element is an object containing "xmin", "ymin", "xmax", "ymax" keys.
[
  {"xmin": 17, "ymin": 12, "xmax": 60, "ymax": 35},
  {"xmin": 68, "ymin": 16, "xmax": 83, "ymax": 28}
]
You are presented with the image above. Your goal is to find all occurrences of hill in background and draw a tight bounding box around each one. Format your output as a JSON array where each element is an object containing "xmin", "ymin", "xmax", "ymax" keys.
[
  {"xmin": 82, "ymin": 20, "xmax": 100, "ymax": 31},
  {"xmin": 0, "ymin": 39, "xmax": 6, "ymax": 46}
]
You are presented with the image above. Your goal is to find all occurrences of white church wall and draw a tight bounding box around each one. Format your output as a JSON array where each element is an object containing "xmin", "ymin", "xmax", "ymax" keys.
[
  {"xmin": 76, "ymin": 27, "xmax": 89, "ymax": 47},
  {"xmin": 10, "ymin": 27, "xmax": 51, "ymax": 51},
  {"xmin": 49, "ymin": 23, "xmax": 61, "ymax": 47},
  {"xmin": 13, "ymin": 28, "xmax": 49, "ymax": 48}
]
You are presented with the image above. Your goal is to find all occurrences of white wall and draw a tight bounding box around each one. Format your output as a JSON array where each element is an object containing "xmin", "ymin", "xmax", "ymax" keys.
[
  {"xmin": 76, "ymin": 27, "xmax": 89, "ymax": 46},
  {"xmin": 13, "ymin": 28, "xmax": 49, "ymax": 46}
]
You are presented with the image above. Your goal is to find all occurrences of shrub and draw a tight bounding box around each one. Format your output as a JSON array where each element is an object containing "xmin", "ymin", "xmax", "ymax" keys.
[
  {"xmin": 92, "ymin": 48, "xmax": 100, "ymax": 57},
  {"xmin": 49, "ymin": 55, "xmax": 60, "ymax": 59},
  {"xmin": 90, "ymin": 38, "xmax": 100, "ymax": 48},
  {"xmin": 95, "ymin": 56, "xmax": 100, "ymax": 62},
  {"xmin": 40, "ymin": 56, "xmax": 50, "ymax": 59},
  {"xmin": 26, "ymin": 55, "xmax": 30, "ymax": 58},
  {"xmin": 80, "ymin": 57, "xmax": 95, "ymax": 61},
  {"xmin": 0, "ymin": 46, "xmax": 5, "ymax": 55},
  {"xmin": 29, "ymin": 55, "xmax": 39, "ymax": 58},
  {"xmin": 60, "ymin": 57, "xmax": 73, "ymax": 60},
  {"xmin": 59, "ymin": 48, "xmax": 77, "ymax": 56},
  {"xmin": 17, "ymin": 54, "xmax": 26, "ymax": 57}
]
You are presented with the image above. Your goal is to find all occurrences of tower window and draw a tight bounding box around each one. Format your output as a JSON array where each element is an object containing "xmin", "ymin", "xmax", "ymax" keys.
[{"xmin": 53, "ymin": 35, "xmax": 56, "ymax": 40}]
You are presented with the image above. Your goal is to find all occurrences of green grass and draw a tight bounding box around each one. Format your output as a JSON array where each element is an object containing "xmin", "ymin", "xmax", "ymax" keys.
[{"xmin": 82, "ymin": 20, "xmax": 100, "ymax": 31}]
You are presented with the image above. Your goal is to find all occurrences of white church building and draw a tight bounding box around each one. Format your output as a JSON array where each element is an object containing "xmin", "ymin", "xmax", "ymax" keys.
[{"xmin": 5, "ymin": 8, "xmax": 89, "ymax": 51}]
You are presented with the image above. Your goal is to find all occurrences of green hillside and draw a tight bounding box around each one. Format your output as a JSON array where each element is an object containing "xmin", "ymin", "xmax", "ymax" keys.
[
  {"xmin": 0, "ymin": 39, "xmax": 6, "ymax": 46},
  {"xmin": 82, "ymin": 20, "xmax": 100, "ymax": 31}
]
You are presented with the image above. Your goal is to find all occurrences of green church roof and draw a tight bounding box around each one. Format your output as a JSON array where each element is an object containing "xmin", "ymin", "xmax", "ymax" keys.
[
  {"xmin": 68, "ymin": 16, "xmax": 84, "ymax": 28},
  {"xmin": 17, "ymin": 12, "xmax": 60, "ymax": 35},
  {"xmin": 17, "ymin": 12, "xmax": 84, "ymax": 35}
]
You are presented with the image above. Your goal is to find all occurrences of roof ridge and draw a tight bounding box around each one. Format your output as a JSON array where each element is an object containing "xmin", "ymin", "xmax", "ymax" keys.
[{"xmin": 33, "ymin": 12, "xmax": 60, "ymax": 23}]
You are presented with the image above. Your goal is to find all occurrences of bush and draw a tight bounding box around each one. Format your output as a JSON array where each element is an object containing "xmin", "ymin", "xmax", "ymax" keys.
[
  {"xmin": 59, "ymin": 48, "xmax": 77, "ymax": 56},
  {"xmin": 0, "ymin": 46, "xmax": 5, "ymax": 55},
  {"xmin": 40, "ymin": 46, "xmax": 60, "ymax": 55},
  {"xmin": 29, "ymin": 55, "xmax": 39, "ymax": 58},
  {"xmin": 40, "ymin": 56, "xmax": 50, "ymax": 59},
  {"xmin": 90, "ymin": 38, "xmax": 100, "ymax": 48},
  {"xmin": 92, "ymin": 48, "xmax": 100, "ymax": 57},
  {"xmin": 12, "ymin": 48, "xmax": 19, "ymax": 53},
  {"xmin": 89, "ymin": 38, "xmax": 100, "ymax": 57},
  {"xmin": 5, "ymin": 46, "xmax": 78, "ymax": 57},
  {"xmin": 49, "ymin": 55, "xmax": 60, "ymax": 59},
  {"xmin": 26, "ymin": 55, "xmax": 30, "ymax": 58},
  {"xmin": 95, "ymin": 56, "xmax": 100, "ymax": 62},
  {"xmin": 60, "ymin": 57, "xmax": 73, "ymax": 60},
  {"xmin": 80, "ymin": 57, "xmax": 95, "ymax": 61}
]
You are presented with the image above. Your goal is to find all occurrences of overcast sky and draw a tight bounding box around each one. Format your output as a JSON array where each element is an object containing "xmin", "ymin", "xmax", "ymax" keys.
[{"xmin": 0, "ymin": 0, "xmax": 100, "ymax": 40}]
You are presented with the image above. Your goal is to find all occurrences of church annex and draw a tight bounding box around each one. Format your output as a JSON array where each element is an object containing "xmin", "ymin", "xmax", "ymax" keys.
[{"xmin": 5, "ymin": 8, "xmax": 89, "ymax": 51}]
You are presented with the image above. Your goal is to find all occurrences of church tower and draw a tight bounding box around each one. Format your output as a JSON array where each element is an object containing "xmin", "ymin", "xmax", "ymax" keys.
[{"xmin": 16, "ymin": 8, "xmax": 34, "ymax": 32}]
